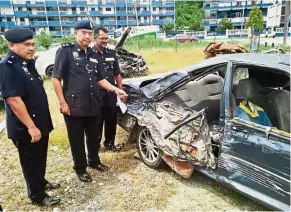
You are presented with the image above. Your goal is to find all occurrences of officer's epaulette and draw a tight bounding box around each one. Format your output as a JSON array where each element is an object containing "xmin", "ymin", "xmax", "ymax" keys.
[
  {"xmin": 61, "ymin": 43, "xmax": 74, "ymax": 47},
  {"xmin": 5, "ymin": 55, "xmax": 15, "ymax": 65}
]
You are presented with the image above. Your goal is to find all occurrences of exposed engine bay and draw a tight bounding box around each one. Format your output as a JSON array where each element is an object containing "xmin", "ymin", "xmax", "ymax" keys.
[{"xmin": 116, "ymin": 49, "xmax": 148, "ymax": 78}]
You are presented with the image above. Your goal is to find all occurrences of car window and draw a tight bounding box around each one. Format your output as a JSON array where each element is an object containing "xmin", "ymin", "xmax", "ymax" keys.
[{"xmin": 142, "ymin": 72, "xmax": 187, "ymax": 99}]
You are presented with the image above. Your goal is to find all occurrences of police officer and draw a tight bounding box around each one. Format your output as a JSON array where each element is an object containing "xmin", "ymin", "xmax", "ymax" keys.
[
  {"xmin": 0, "ymin": 28, "xmax": 60, "ymax": 206},
  {"xmin": 52, "ymin": 21, "xmax": 127, "ymax": 182},
  {"xmin": 93, "ymin": 27, "xmax": 123, "ymax": 152}
]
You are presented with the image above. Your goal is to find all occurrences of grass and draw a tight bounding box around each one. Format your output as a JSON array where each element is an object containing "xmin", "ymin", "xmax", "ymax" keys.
[{"xmin": 0, "ymin": 47, "xmax": 268, "ymax": 211}]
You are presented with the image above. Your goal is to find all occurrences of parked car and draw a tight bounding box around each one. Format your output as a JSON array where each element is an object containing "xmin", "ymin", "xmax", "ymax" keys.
[
  {"xmin": 35, "ymin": 27, "xmax": 148, "ymax": 78},
  {"xmin": 117, "ymin": 53, "xmax": 290, "ymax": 211},
  {"xmin": 172, "ymin": 34, "xmax": 198, "ymax": 43}
]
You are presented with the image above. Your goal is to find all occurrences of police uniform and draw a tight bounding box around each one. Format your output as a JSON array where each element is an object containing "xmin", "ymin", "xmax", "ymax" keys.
[
  {"xmin": 92, "ymin": 47, "xmax": 120, "ymax": 149},
  {"xmin": 52, "ymin": 23, "xmax": 105, "ymax": 175},
  {"xmin": 0, "ymin": 29, "xmax": 53, "ymax": 203}
]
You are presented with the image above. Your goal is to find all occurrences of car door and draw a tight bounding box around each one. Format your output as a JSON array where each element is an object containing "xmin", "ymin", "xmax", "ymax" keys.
[{"xmin": 217, "ymin": 61, "xmax": 290, "ymax": 211}]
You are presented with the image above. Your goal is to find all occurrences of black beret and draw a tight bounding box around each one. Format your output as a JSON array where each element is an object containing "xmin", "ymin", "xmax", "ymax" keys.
[
  {"xmin": 4, "ymin": 28, "xmax": 33, "ymax": 43},
  {"xmin": 74, "ymin": 20, "xmax": 94, "ymax": 30}
]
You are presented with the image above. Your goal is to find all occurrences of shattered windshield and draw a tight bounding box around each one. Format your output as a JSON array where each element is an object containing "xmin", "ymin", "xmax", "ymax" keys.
[{"xmin": 142, "ymin": 72, "xmax": 187, "ymax": 99}]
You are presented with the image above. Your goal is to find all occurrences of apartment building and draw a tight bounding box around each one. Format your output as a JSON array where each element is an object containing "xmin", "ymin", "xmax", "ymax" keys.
[{"xmin": 0, "ymin": 0, "xmax": 175, "ymax": 36}]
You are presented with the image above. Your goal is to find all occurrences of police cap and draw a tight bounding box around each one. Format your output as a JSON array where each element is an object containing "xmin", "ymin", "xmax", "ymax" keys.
[
  {"xmin": 4, "ymin": 28, "xmax": 33, "ymax": 43},
  {"xmin": 74, "ymin": 20, "xmax": 94, "ymax": 30}
]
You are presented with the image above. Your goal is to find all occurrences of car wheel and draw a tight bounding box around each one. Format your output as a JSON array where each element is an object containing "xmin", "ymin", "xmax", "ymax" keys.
[
  {"xmin": 46, "ymin": 65, "xmax": 53, "ymax": 77},
  {"xmin": 136, "ymin": 127, "xmax": 163, "ymax": 168}
]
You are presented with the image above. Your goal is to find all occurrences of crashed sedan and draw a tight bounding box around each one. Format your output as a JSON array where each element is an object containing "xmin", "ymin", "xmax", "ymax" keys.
[{"xmin": 118, "ymin": 54, "xmax": 290, "ymax": 211}]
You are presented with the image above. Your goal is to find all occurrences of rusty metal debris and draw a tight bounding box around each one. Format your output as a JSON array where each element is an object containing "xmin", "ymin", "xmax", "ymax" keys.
[{"xmin": 204, "ymin": 42, "xmax": 249, "ymax": 59}]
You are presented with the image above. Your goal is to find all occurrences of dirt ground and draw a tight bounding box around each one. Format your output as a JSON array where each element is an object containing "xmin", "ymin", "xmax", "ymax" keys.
[{"xmin": 0, "ymin": 47, "xmax": 269, "ymax": 211}]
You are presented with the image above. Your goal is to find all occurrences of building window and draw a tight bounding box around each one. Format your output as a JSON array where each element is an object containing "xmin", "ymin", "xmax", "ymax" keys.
[
  {"xmin": 18, "ymin": 7, "xmax": 23, "ymax": 11},
  {"xmin": 144, "ymin": 17, "xmax": 147, "ymax": 20},
  {"xmin": 80, "ymin": 7, "xmax": 85, "ymax": 11},
  {"xmin": 153, "ymin": 7, "xmax": 156, "ymax": 11},
  {"xmin": 91, "ymin": 8, "xmax": 95, "ymax": 11},
  {"xmin": 20, "ymin": 18, "xmax": 25, "ymax": 21},
  {"xmin": 105, "ymin": 7, "xmax": 111, "ymax": 11}
]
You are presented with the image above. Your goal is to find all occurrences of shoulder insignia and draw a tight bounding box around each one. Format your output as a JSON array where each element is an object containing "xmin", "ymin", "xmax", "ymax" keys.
[
  {"xmin": 61, "ymin": 43, "xmax": 74, "ymax": 47},
  {"xmin": 5, "ymin": 55, "xmax": 15, "ymax": 65}
]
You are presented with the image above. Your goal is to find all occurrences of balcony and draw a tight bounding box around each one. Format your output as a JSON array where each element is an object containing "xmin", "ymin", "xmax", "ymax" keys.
[
  {"xmin": 75, "ymin": 1, "xmax": 87, "ymax": 6},
  {"xmin": 127, "ymin": 11, "xmax": 135, "ymax": 16},
  {"xmin": 202, "ymin": 18, "xmax": 246, "ymax": 27},
  {"xmin": 30, "ymin": 12, "xmax": 46, "ymax": 17},
  {"xmin": 152, "ymin": 1, "xmax": 162, "ymax": 7},
  {"xmin": 48, "ymin": 21, "xmax": 61, "ymax": 26},
  {"xmin": 140, "ymin": 11, "xmax": 151, "ymax": 16},
  {"xmin": 159, "ymin": 11, "xmax": 175, "ymax": 16},
  {"xmin": 26, "ymin": 2, "xmax": 45, "ymax": 7},
  {"xmin": 30, "ymin": 21, "xmax": 48, "ymax": 27},
  {"xmin": 61, "ymin": 21, "xmax": 75, "ymax": 26},
  {"xmin": 15, "ymin": 21, "xmax": 30, "ymax": 27},
  {"xmin": 116, "ymin": 10, "xmax": 127, "ymax": 16},
  {"xmin": 101, "ymin": 13, "xmax": 116, "ymax": 17},
  {"xmin": 101, "ymin": 1, "xmax": 115, "ymax": 7},
  {"xmin": 152, "ymin": 19, "xmax": 162, "ymax": 25},
  {"xmin": 14, "ymin": 11, "xmax": 30, "ymax": 17},
  {"xmin": 128, "ymin": 20, "xmax": 137, "ymax": 26},
  {"xmin": 79, "ymin": 11, "xmax": 88, "ymax": 16},
  {"xmin": 47, "ymin": 11, "xmax": 59, "ymax": 16},
  {"xmin": 116, "ymin": 1, "xmax": 126, "ymax": 7},
  {"xmin": 45, "ymin": 1, "xmax": 58, "ymax": 6},
  {"xmin": 102, "ymin": 20, "xmax": 116, "ymax": 25},
  {"xmin": 0, "ymin": 1, "xmax": 11, "ymax": 6},
  {"xmin": 59, "ymin": 11, "xmax": 76, "ymax": 16},
  {"xmin": 161, "ymin": 2, "xmax": 175, "ymax": 7},
  {"xmin": 90, "ymin": 11, "xmax": 101, "ymax": 16},
  {"xmin": 0, "ymin": 21, "xmax": 15, "ymax": 27},
  {"xmin": 117, "ymin": 20, "xmax": 127, "ymax": 25}
]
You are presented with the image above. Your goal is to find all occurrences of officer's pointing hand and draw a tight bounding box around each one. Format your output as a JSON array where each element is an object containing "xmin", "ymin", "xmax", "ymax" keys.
[
  {"xmin": 28, "ymin": 126, "xmax": 42, "ymax": 143},
  {"xmin": 60, "ymin": 102, "xmax": 71, "ymax": 115},
  {"xmin": 114, "ymin": 88, "xmax": 128, "ymax": 102}
]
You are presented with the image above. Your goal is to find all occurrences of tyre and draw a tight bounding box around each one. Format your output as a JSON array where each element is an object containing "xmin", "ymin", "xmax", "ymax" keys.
[
  {"xmin": 136, "ymin": 127, "xmax": 164, "ymax": 168},
  {"xmin": 46, "ymin": 65, "xmax": 54, "ymax": 77}
]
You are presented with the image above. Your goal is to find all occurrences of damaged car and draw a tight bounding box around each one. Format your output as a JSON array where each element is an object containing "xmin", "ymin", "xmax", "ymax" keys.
[
  {"xmin": 35, "ymin": 27, "xmax": 148, "ymax": 78},
  {"xmin": 118, "ymin": 53, "xmax": 290, "ymax": 211}
]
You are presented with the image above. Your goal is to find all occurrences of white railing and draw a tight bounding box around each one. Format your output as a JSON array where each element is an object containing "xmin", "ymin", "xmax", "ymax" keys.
[
  {"xmin": 275, "ymin": 27, "xmax": 291, "ymax": 32},
  {"xmin": 228, "ymin": 29, "xmax": 250, "ymax": 35}
]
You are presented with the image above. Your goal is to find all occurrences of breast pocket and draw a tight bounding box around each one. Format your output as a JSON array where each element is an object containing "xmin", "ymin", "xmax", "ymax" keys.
[{"xmin": 64, "ymin": 90, "xmax": 83, "ymax": 109}]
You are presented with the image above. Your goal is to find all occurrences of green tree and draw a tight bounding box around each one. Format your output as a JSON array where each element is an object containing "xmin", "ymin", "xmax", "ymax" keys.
[
  {"xmin": 36, "ymin": 30, "xmax": 54, "ymax": 50},
  {"xmin": 217, "ymin": 18, "xmax": 233, "ymax": 30},
  {"xmin": 245, "ymin": 7, "xmax": 264, "ymax": 30},
  {"xmin": 60, "ymin": 35, "xmax": 75, "ymax": 44},
  {"xmin": 0, "ymin": 35, "xmax": 8, "ymax": 58},
  {"xmin": 162, "ymin": 23, "xmax": 174, "ymax": 33},
  {"xmin": 176, "ymin": 1, "xmax": 203, "ymax": 30}
]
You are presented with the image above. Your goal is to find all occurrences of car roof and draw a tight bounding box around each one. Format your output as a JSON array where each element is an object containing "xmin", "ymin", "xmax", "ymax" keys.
[
  {"xmin": 124, "ymin": 53, "xmax": 290, "ymax": 89},
  {"xmin": 181, "ymin": 53, "xmax": 290, "ymax": 74}
]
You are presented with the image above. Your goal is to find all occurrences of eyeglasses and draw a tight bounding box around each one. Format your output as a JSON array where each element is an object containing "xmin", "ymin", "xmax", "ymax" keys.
[{"xmin": 97, "ymin": 37, "xmax": 109, "ymax": 42}]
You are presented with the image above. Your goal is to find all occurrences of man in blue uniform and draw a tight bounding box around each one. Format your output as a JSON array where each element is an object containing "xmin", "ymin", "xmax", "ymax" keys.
[
  {"xmin": 0, "ymin": 28, "xmax": 60, "ymax": 206},
  {"xmin": 93, "ymin": 27, "xmax": 123, "ymax": 152},
  {"xmin": 52, "ymin": 21, "xmax": 127, "ymax": 182}
]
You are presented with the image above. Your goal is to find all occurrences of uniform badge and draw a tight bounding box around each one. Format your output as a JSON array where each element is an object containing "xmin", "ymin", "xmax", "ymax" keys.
[
  {"xmin": 89, "ymin": 58, "xmax": 98, "ymax": 63},
  {"xmin": 72, "ymin": 51, "xmax": 79, "ymax": 58},
  {"xmin": 105, "ymin": 57, "xmax": 115, "ymax": 62}
]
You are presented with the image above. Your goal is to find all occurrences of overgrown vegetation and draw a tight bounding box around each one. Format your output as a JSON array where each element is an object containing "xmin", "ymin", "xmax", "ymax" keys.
[
  {"xmin": 0, "ymin": 36, "xmax": 8, "ymax": 58},
  {"xmin": 246, "ymin": 7, "xmax": 264, "ymax": 30},
  {"xmin": 217, "ymin": 18, "xmax": 233, "ymax": 30},
  {"xmin": 162, "ymin": 23, "xmax": 174, "ymax": 33},
  {"xmin": 36, "ymin": 30, "xmax": 54, "ymax": 50},
  {"xmin": 176, "ymin": 1, "xmax": 203, "ymax": 31}
]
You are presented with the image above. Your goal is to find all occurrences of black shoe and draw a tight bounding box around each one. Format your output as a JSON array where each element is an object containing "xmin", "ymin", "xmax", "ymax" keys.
[
  {"xmin": 105, "ymin": 145, "xmax": 121, "ymax": 152},
  {"xmin": 32, "ymin": 195, "xmax": 61, "ymax": 206},
  {"xmin": 45, "ymin": 182, "xmax": 61, "ymax": 190},
  {"xmin": 89, "ymin": 163, "xmax": 109, "ymax": 171},
  {"xmin": 77, "ymin": 172, "xmax": 92, "ymax": 182}
]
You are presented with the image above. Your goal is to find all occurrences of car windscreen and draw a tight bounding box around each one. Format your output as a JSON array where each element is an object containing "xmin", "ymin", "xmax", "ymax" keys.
[{"xmin": 142, "ymin": 72, "xmax": 187, "ymax": 99}]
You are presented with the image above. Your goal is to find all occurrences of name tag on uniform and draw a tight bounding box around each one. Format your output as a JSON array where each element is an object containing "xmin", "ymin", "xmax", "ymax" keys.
[
  {"xmin": 89, "ymin": 58, "xmax": 98, "ymax": 63},
  {"xmin": 105, "ymin": 57, "xmax": 115, "ymax": 62}
]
